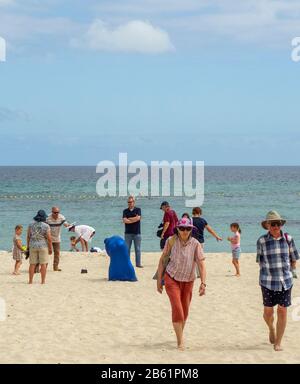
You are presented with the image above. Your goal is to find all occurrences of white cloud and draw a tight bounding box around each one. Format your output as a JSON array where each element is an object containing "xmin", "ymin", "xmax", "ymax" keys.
[
  {"xmin": 0, "ymin": 0, "xmax": 14, "ymax": 6},
  {"xmin": 0, "ymin": 107, "xmax": 30, "ymax": 122},
  {"xmin": 71, "ymin": 19, "xmax": 174, "ymax": 54},
  {"xmin": 94, "ymin": 0, "xmax": 208, "ymax": 14},
  {"xmin": 0, "ymin": 14, "xmax": 81, "ymax": 42},
  {"xmin": 1, "ymin": 0, "xmax": 300, "ymax": 53},
  {"xmin": 93, "ymin": 0, "xmax": 300, "ymax": 47}
]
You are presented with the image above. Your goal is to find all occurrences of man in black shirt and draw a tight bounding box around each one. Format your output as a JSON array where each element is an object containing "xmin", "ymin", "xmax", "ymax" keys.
[{"xmin": 122, "ymin": 195, "xmax": 143, "ymax": 268}]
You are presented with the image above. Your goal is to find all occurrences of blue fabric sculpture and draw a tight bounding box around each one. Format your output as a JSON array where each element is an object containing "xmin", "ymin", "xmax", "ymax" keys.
[{"xmin": 104, "ymin": 236, "xmax": 137, "ymax": 282}]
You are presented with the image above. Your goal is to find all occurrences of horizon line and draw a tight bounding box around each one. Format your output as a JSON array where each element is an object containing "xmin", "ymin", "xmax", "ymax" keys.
[{"xmin": 0, "ymin": 164, "xmax": 300, "ymax": 167}]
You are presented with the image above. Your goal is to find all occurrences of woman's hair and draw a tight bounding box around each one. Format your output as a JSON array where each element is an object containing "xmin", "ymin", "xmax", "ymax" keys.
[
  {"xmin": 15, "ymin": 225, "xmax": 23, "ymax": 231},
  {"xmin": 192, "ymin": 207, "xmax": 202, "ymax": 215},
  {"xmin": 181, "ymin": 212, "xmax": 190, "ymax": 219},
  {"xmin": 230, "ymin": 223, "xmax": 241, "ymax": 233}
]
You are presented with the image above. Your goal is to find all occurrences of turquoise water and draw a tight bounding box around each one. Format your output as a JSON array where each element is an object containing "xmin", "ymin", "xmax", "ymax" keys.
[{"xmin": 1, "ymin": 166, "xmax": 300, "ymax": 253}]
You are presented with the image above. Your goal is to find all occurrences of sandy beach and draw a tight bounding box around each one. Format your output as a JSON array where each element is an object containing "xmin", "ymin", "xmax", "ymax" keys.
[{"xmin": 0, "ymin": 250, "xmax": 299, "ymax": 364}]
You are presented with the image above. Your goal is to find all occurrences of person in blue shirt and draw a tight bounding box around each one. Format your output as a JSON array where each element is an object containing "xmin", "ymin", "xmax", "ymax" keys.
[
  {"xmin": 257, "ymin": 210, "xmax": 299, "ymax": 352},
  {"xmin": 192, "ymin": 207, "xmax": 222, "ymax": 247}
]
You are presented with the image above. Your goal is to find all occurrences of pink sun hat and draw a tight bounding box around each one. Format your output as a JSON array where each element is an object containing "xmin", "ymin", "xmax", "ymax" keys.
[{"xmin": 176, "ymin": 217, "xmax": 194, "ymax": 228}]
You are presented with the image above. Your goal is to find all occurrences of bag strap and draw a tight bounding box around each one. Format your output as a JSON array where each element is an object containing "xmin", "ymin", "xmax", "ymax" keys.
[
  {"xmin": 284, "ymin": 233, "xmax": 293, "ymax": 262},
  {"xmin": 284, "ymin": 232, "xmax": 291, "ymax": 246},
  {"xmin": 163, "ymin": 235, "xmax": 177, "ymax": 260},
  {"xmin": 168, "ymin": 235, "xmax": 177, "ymax": 248}
]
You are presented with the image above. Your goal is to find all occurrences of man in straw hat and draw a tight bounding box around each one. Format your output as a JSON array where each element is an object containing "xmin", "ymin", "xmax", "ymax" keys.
[{"xmin": 257, "ymin": 210, "xmax": 299, "ymax": 351}]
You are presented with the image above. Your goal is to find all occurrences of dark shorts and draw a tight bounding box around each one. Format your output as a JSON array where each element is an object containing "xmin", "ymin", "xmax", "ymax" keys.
[
  {"xmin": 160, "ymin": 237, "xmax": 168, "ymax": 250},
  {"xmin": 261, "ymin": 286, "xmax": 292, "ymax": 307}
]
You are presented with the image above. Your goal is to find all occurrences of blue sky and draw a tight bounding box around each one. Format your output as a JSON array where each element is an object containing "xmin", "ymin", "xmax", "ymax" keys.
[{"xmin": 0, "ymin": 0, "xmax": 300, "ymax": 165}]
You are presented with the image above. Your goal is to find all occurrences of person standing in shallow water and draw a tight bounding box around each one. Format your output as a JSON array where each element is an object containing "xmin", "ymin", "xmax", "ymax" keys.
[
  {"xmin": 257, "ymin": 211, "xmax": 299, "ymax": 351},
  {"xmin": 156, "ymin": 217, "xmax": 206, "ymax": 350}
]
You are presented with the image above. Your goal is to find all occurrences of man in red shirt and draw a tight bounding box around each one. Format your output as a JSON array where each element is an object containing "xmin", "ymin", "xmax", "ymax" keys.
[{"xmin": 160, "ymin": 201, "xmax": 178, "ymax": 250}]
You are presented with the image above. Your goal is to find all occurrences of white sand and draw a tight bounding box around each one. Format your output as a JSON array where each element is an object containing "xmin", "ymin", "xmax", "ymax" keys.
[{"xmin": 0, "ymin": 250, "xmax": 299, "ymax": 364}]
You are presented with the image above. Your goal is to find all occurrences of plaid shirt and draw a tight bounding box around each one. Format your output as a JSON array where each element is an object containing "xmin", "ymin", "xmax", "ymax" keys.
[{"xmin": 256, "ymin": 231, "xmax": 299, "ymax": 291}]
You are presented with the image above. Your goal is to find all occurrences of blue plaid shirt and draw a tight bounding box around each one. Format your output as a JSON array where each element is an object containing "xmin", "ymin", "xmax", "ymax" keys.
[{"xmin": 256, "ymin": 231, "xmax": 299, "ymax": 291}]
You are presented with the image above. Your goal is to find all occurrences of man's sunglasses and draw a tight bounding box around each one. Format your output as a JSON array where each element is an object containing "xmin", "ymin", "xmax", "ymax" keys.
[
  {"xmin": 178, "ymin": 227, "xmax": 192, "ymax": 232},
  {"xmin": 128, "ymin": 201, "xmax": 134, "ymax": 203},
  {"xmin": 52, "ymin": 211, "xmax": 60, "ymax": 214},
  {"xmin": 270, "ymin": 221, "xmax": 282, "ymax": 227}
]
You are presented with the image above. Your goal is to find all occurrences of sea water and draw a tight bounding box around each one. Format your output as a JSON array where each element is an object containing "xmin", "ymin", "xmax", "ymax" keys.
[{"xmin": 0, "ymin": 166, "xmax": 300, "ymax": 253}]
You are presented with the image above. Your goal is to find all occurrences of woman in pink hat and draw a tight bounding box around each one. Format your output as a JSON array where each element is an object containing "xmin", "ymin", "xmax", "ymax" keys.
[{"xmin": 156, "ymin": 217, "xmax": 207, "ymax": 350}]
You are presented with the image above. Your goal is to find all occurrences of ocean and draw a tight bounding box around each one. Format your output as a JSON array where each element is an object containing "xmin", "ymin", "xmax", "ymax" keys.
[{"xmin": 1, "ymin": 166, "xmax": 300, "ymax": 253}]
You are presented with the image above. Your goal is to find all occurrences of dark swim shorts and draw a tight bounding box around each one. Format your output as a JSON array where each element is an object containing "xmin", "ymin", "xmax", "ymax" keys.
[{"xmin": 261, "ymin": 286, "xmax": 292, "ymax": 307}]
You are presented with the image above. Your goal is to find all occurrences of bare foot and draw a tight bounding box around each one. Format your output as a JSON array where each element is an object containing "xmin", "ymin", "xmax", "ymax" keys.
[
  {"xmin": 177, "ymin": 343, "xmax": 185, "ymax": 351},
  {"xmin": 274, "ymin": 344, "xmax": 283, "ymax": 351},
  {"xmin": 269, "ymin": 327, "xmax": 276, "ymax": 344},
  {"xmin": 235, "ymin": 274, "xmax": 241, "ymax": 277},
  {"xmin": 12, "ymin": 271, "xmax": 17, "ymax": 275}
]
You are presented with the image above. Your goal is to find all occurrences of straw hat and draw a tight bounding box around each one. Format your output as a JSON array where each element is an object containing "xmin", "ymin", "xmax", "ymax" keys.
[{"xmin": 261, "ymin": 210, "xmax": 286, "ymax": 230}]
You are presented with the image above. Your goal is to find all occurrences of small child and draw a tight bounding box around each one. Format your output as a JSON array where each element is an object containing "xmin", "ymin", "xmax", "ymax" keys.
[
  {"xmin": 227, "ymin": 223, "xmax": 241, "ymax": 277},
  {"xmin": 69, "ymin": 236, "xmax": 79, "ymax": 252},
  {"xmin": 12, "ymin": 225, "xmax": 24, "ymax": 275}
]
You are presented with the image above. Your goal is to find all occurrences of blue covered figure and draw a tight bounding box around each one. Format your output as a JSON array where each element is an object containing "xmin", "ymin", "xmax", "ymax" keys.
[{"xmin": 104, "ymin": 236, "xmax": 137, "ymax": 282}]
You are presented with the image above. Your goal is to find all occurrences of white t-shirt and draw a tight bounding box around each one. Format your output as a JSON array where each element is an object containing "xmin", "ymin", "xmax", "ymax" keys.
[{"xmin": 75, "ymin": 225, "xmax": 95, "ymax": 242}]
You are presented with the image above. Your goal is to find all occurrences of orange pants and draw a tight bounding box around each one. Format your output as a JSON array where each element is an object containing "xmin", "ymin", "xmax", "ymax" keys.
[{"xmin": 165, "ymin": 273, "xmax": 194, "ymax": 323}]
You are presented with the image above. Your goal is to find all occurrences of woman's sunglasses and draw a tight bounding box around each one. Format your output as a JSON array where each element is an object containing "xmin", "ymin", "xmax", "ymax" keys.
[{"xmin": 178, "ymin": 227, "xmax": 192, "ymax": 232}]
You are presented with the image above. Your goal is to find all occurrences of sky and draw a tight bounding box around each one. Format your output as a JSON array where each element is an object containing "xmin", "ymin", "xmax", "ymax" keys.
[{"xmin": 0, "ymin": 0, "xmax": 300, "ymax": 165}]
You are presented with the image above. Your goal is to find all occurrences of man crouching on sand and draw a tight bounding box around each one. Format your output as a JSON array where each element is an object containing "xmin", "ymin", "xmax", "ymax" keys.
[{"xmin": 257, "ymin": 211, "xmax": 299, "ymax": 351}]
